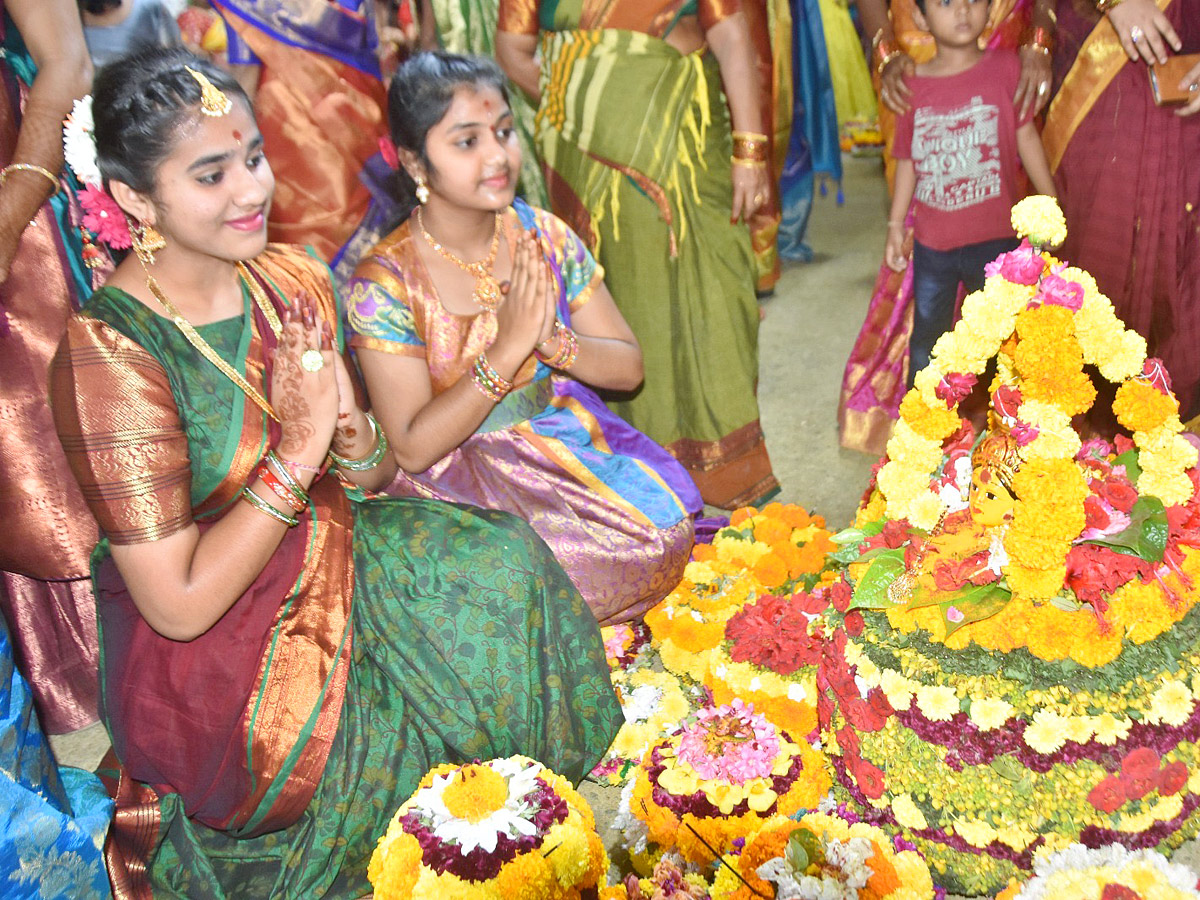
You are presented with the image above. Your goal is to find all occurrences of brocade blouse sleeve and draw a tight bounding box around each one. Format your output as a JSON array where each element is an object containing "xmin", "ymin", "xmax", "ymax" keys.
[
  {"xmin": 497, "ymin": 0, "xmax": 540, "ymax": 36},
  {"xmin": 50, "ymin": 316, "xmax": 193, "ymax": 545},
  {"xmin": 346, "ymin": 257, "xmax": 426, "ymax": 359},
  {"xmin": 699, "ymin": 0, "xmax": 742, "ymax": 31},
  {"xmin": 550, "ymin": 215, "xmax": 605, "ymax": 316}
]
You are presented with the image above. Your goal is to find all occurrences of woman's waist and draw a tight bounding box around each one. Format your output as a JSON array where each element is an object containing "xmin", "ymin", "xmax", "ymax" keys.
[{"xmin": 476, "ymin": 376, "xmax": 555, "ymax": 434}]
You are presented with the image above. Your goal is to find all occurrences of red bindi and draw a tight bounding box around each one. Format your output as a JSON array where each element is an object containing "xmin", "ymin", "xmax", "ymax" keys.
[{"xmin": 232, "ymin": 129, "xmax": 243, "ymax": 144}]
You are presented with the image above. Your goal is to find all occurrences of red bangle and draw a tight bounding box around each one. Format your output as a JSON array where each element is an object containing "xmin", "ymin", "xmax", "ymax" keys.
[
  {"xmin": 1024, "ymin": 25, "xmax": 1055, "ymax": 53},
  {"xmin": 256, "ymin": 462, "xmax": 306, "ymax": 512}
]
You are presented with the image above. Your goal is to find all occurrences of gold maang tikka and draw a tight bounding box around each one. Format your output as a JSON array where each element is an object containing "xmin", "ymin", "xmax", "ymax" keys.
[{"xmin": 185, "ymin": 66, "xmax": 232, "ymax": 117}]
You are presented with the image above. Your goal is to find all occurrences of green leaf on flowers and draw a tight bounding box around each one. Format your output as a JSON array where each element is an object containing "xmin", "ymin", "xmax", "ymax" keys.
[
  {"xmin": 1113, "ymin": 448, "xmax": 1142, "ymax": 483},
  {"xmin": 938, "ymin": 583, "xmax": 1012, "ymax": 639},
  {"xmin": 830, "ymin": 520, "xmax": 887, "ymax": 564},
  {"xmin": 785, "ymin": 829, "xmax": 823, "ymax": 874},
  {"xmin": 1049, "ymin": 592, "xmax": 1085, "ymax": 613},
  {"xmin": 1083, "ymin": 495, "xmax": 1167, "ymax": 562},
  {"xmin": 989, "ymin": 755, "xmax": 1025, "ymax": 782},
  {"xmin": 849, "ymin": 549, "xmax": 907, "ymax": 610}
]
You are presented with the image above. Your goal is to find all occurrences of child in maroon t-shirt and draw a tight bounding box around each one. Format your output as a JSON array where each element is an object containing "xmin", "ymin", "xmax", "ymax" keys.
[{"xmin": 884, "ymin": 0, "xmax": 1058, "ymax": 385}]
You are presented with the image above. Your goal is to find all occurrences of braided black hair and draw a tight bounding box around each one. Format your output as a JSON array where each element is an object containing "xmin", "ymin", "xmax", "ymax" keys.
[
  {"xmin": 92, "ymin": 46, "xmax": 250, "ymax": 194},
  {"xmin": 386, "ymin": 51, "xmax": 510, "ymax": 213}
]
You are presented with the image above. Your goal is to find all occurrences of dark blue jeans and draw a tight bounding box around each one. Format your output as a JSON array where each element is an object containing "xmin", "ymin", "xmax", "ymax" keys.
[{"xmin": 908, "ymin": 237, "xmax": 1019, "ymax": 386}]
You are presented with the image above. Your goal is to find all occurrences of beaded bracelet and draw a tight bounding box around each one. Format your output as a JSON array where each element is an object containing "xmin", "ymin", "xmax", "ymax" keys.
[
  {"xmin": 241, "ymin": 485, "xmax": 299, "ymax": 527},
  {"xmin": 470, "ymin": 353, "xmax": 514, "ymax": 403},
  {"xmin": 536, "ymin": 321, "xmax": 579, "ymax": 371},
  {"xmin": 329, "ymin": 411, "xmax": 390, "ymax": 471},
  {"xmin": 0, "ymin": 163, "xmax": 59, "ymax": 194}
]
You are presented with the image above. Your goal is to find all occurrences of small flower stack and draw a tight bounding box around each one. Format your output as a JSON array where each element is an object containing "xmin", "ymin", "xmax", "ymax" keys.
[
  {"xmin": 618, "ymin": 700, "xmax": 830, "ymax": 873},
  {"xmin": 368, "ymin": 756, "xmax": 609, "ymax": 899}
]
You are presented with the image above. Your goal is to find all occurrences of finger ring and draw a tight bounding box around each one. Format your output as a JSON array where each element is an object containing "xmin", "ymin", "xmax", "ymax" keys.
[
  {"xmin": 1130, "ymin": 25, "xmax": 1143, "ymax": 42},
  {"xmin": 754, "ymin": 193, "xmax": 764, "ymax": 204},
  {"xmin": 1038, "ymin": 81, "xmax": 1048, "ymax": 96},
  {"xmin": 301, "ymin": 349, "xmax": 325, "ymax": 372}
]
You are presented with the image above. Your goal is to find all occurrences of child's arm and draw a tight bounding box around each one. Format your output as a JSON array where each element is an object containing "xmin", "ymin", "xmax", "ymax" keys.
[
  {"xmin": 885, "ymin": 159, "xmax": 916, "ymax": 272},
  {"xmin": 1016, "ymin": 120, "xmax": 1057, "ymax": 198}
]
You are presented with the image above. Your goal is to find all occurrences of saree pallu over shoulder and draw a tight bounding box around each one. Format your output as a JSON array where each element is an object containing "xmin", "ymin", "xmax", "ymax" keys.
[
  {"xmin": 537, "ymin": 29, "xmax": 713, "ymax": 257},
  {"xmin": 50, "ymin": 246, "xmax": 352, "ymax": 839},
  {"xmin": 1043, "ymin": 0, "xmax": 1174, "ymax": 173}
]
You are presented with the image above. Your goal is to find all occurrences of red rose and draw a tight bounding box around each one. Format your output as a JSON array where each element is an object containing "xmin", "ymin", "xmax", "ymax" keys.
[
  {"xmin": 1121, "ymin": 746, "xmax": 1161, "ymax": 780},
  {"xmin": 1086, "ymin": 775, "xmax": 1127, "ymax": 814},
  {"xmin": 1121, "ymin": 771, "xmax": 1158, "ymax": 801},
  {"xmin": 795, "ymin": 589, "xmax": 828, "ymax": 615},
  {"xmin": 829, "ymin": 579, "xmax": 853, "ymax": 613},
  {"xmin": 843, "ymin": 610, "xmax": 865, "ymax": 637},
  {"xmin": 1084, "ymin": 494, "xmax": 1112, "ymax": 531},
  {"xmin": 840, "ymin": 689, "xmax": 891, "ymax": 733},
  {"xmin": 837, "ymin": 725, "xmax": 861, "ymax": 758},
  {"xmin": 1157, "ymin": 760, "xmax": 1189, "ymax": 796},
  {"xmin": 1100, "ymin": 886, "xmax": 1140, "ymax": 900},
  {"xmin": 845, "ymin": 753, "xmax": 887, "ymax": 799},
  {"xmin": 935, "ymin": 372, "xmax": 977, "ymax": 406}
]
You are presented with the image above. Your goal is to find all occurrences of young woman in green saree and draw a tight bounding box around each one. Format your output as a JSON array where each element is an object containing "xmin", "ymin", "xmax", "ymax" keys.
[{"xmin": 49, "ymin": 48, "xmax": 621, "ymax": 898}]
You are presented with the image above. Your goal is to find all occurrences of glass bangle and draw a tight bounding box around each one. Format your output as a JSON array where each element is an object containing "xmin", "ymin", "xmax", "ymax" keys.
[
  {"xmin": 329, "ymin": 411, "xmax": 390, "ymax": 471},
  {"xmin": 241, "ymin": 485, "xmax": 299, "ymax": 527}
]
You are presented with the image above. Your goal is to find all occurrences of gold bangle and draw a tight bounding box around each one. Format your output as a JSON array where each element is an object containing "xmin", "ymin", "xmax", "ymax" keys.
[
  {"xmin": 731, "ymin": 130, "xmax": 768, "ymax": 143},
  {"xmin": 877, "ymin": 48, "xmax": 905, "ymax": 77},
  {"xmin": 0, "ymin": 163, "xmax": 60, "ymax": 194},
  {"xmin": 731, "ymin": 156, "xmax": 767, "ymax": 170},
  {"xmin": 1095, "ymin": 0, "xmax": 1124, "ymax": 11}
]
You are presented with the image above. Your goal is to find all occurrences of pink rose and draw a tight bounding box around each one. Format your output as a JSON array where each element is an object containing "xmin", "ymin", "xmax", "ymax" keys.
[
  {"xmin": 1036, "ymin": 272, "xmax": 1085, "ymax": 311},
  {"xmin": 984, "ymin": 239, "xmax": 1044, "ymax": 285},
  {"xmin": 935, "ymin": 372, "xmax": 977, "ymax": 406}
]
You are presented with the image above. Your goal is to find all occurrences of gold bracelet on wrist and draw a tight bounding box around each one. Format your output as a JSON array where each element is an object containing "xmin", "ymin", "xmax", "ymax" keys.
[
  {"xmin": 877, "ymin": 48, "xmax": 905, "ymax": 77},
  {"xmin": 1095, "ymin": 0, "xmax": 1124, "ymax": 13},
  {"xmin": 731, "ymin": 156, "xmax": 767, "ymax": 170},
  {"xmin": 329, "ymin": 411, "xmax": 389, "ymax": 471},
  {"xmin": 0, "ymin": 163, "xmax": 60, "ymax": 194}
]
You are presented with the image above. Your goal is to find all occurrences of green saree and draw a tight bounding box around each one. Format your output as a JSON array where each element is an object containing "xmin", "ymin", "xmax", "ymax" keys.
[
  {"xmin": 500, "ymin": 0, "xmax": 779, "ymax": 509},
  {"xmin": 50, "ymin": 246, "xmax": 621, "ymax": 898}
]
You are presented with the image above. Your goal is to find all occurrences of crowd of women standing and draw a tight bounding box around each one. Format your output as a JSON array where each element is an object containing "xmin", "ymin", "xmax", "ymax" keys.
[{"xmin": 0, "ymin": 0, "xmax": 1198, "ymax": 895}]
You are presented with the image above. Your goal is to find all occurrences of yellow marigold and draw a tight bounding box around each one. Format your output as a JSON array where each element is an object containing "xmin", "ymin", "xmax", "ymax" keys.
[
  {"xmin": 1099, "ymin": 328, "xmax": 1147, "ymax": 383},
  {"xmin": 915, "ymin": 684, "xmax": 960, "ymax": 721},
  {"xmin": 1113, "ymin": 379, "xmax": 1179, "ymax": 433},
  {"xmin": 1145, "ymin": 679, "xmax": 1194, "ymax": 727},
  {"xmin": 1067, "ymin": 627, "xmax": 1123, "ymax": 667},
  {"xmin": 495, "ymin": 849, "xmax": 555, "ymax": 900},
  {"xmin": 1017, "ymin": 400, "xmax": 1084, "ymax": 461},
  {"xmin": 887, "ymin": 420, "xmax": 945, "ymax": 472},
  {"xmin": 912, "ymin": 367, "xmax": 945, "ymax": 409},
  {"xmin": 900, "ymin": 391, "xmax": 963, "ymax": 442},
  {"xmin": 658, "ymin": 638, "xmax": 711, "ymax": 682},
  {"xmin": 1022, "ymin": 707, "xmax": 1070, "ymax": 754},
  {"xmin": 877, "ymin": 461, "xmax": 934, "ymax": 513},
  {"xmin": 1011, "ymin": 194, "xmax": 1067, "ymax": 246},
  {"xmin": 1091, "ymin": 713, "xmax": 1133, "ymax": 745},
  {"xmin": 982, "ymin": 275, "xmax": 1037, "ymax": 321},
  {"xmin": 968, "ymin": 697, "xmax": 1014, "ymax": 731},
  {"xmin": 1139, "ymin": 470, "xmax": 1196, "ymax": 508},
  {"xmin": 1006, "ymin": 563, "xmax": 1067, "ymax": 602},
  {"xmin": 954, "ymin": 818, "xmax": 998, "ymax": 849}
]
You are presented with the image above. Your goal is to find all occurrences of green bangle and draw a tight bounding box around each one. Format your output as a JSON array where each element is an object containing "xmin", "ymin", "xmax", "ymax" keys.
[
  {"xmin": 329, "ymin": 411, "xmax": 389, "ymax": 472},
  {"xmin": 265, "ymin": 450, "xmax": 310, "ymax": 507},
  {"xmin": 241, "ymin": 485, "xmax": 299, "ymax": 527}
]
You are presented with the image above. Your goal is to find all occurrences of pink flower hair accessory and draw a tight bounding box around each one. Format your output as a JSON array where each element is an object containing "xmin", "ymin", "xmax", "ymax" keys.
[{"xmin": 79, "ymin": 185, "xmax": 131, "ymax": 250}]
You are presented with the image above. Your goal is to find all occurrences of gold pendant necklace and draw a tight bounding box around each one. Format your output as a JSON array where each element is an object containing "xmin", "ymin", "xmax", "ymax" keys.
[
  {"xmin": 142, "ymin": 262, "xmax": 284, "ymax": 423},
  {"xmin": 416, "ymin": 207, "xmax": 503, "ymax": 311}
]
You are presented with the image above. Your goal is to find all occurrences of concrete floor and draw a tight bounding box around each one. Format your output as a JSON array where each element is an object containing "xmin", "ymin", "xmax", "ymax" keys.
[{"xmin": 48, "ymin": 154, "xmax": 1200, "ymax": 892}]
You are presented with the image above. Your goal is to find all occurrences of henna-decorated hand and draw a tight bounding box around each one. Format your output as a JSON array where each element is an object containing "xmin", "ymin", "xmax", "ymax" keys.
[
  {"xmin": 493, "ymin": 228, "xmax": 555, "ymax": 361},
  {"xmin": 270, "ymin": 292, "xmax": 339, "ymax": 467}
]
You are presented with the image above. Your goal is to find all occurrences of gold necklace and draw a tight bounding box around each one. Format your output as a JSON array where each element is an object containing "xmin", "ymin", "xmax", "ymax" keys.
[
  {"xmin": 142, "ymin": 263, "xmax": 283, "ymax": 423},
  {"xmin": 416, "ymin": 207, "xmax": 503, "ymax": 311}
]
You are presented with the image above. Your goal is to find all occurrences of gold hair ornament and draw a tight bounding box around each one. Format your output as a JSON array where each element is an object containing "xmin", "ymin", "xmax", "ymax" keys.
[{"xmin": 185, "ymin": 66, "xmax": 233, "ymax": 117}]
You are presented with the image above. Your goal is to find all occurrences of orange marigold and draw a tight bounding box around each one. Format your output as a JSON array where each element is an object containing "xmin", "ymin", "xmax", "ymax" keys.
[
  {"xmin": 753, "ymin": 517, "xmax": 792, "ymax": 545},
  {"xmin": 900, "ymin": 392, "xmax": 963, "ymax": 441},
  {"xmin": 863, "ymin": 840, "xmax": 902, "ymax": 898},
  {"xmin": 1113, "ymin": 379, "xmax": 1178, "ymax": 433},
  {"xmin": 753, "ymin": 552, "xmax": 790, "ymax": 589}
]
